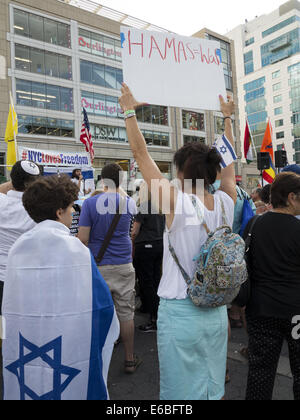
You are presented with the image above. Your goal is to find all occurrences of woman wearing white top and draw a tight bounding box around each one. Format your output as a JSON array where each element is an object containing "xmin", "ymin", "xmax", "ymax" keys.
[{"xmin": 119, "ymin": 84, "xmax": 237, "ymax": 401}]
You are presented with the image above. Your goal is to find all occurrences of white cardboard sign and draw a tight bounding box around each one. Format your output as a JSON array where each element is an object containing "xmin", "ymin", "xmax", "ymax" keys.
[{"xmin": 120, "ymin": 27, "xmax": 227, "ymax": 111}]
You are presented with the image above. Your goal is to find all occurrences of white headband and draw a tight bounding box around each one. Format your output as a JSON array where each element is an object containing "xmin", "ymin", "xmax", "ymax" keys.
[{"xmin": 21, "ymin": 161, "xmax": 40, "ymax": 176}]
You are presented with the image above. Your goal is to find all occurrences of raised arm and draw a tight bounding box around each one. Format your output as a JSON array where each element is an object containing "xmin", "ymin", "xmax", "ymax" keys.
[
  {"xmin": 119, "ymin": 84, "xmax": 177, "ymax": 227},
  {"xmin": 219, "ymin": 96, "xmax": 237, "ymax": 204},
  {"xmin": 0, "ymin": 182, "xmax": 13, "ymax": 195}
]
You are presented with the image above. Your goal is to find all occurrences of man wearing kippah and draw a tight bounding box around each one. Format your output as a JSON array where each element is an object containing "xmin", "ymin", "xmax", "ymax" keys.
[{"xmin": 0, "ymin": 161, "xmax": 40, "ymax": 315}]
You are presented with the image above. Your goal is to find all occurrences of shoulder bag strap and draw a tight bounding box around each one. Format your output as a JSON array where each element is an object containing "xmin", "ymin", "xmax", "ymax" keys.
[
  {"xmin": 168, "ymin": 236, "xmax": 192, "ymax": 285},
  {"xmin": 244, "ymin": 215, "xmax": 260, "ymax": 252},
  {"xmin": 96, "ymin": 197, "xmax": 126, "ymax": 265}
]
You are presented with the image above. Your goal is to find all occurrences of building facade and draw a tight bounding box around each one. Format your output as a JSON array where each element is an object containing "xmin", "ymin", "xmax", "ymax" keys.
[
  {"xmin": 227, "ymin": 0, "xmax": 300, "ymax": 181},
  {"xmin": 0, "ymin": 0, "xmax": 238, "ymax": 185}
]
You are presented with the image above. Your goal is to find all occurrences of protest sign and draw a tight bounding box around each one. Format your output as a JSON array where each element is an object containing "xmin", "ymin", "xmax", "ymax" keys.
[{"xmin": 120, "ymin": 27, "xmax": 227, "ymax": 111}]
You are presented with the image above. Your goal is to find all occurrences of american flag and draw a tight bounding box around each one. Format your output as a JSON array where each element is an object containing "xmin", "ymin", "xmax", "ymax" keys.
[{"xmin": 80, "ymin": 108, "xmax": 94, "ymax": 163}]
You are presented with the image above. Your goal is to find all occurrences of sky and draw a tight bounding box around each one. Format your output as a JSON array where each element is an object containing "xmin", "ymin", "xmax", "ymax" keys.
[{"xmin": 95, "ymin": 0, "xmax": 287, "ymax": 36}]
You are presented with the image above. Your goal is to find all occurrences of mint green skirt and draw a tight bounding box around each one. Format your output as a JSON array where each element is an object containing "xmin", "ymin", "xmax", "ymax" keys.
[{"xmin": 157, "ymin": 298, "xmax": 228, "ymax": 401}]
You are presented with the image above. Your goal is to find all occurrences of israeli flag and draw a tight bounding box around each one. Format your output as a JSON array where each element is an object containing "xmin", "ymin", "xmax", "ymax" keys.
[
  {"xmin": 214, "ymin": 135, "xmax": 237, "ymax": 169},
  {"xmin": 2, "ymin": 220, "xmax": 119, "ymax": 400}
]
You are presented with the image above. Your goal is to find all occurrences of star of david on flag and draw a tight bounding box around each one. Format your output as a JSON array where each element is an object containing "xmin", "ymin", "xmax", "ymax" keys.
[
  {"xmin": 6, "ymin": 335, "xmax": 80, "ymax": 401},
  {"xmin": 214, "ymin": 135, "xmax": 237, "ymax": 168}
]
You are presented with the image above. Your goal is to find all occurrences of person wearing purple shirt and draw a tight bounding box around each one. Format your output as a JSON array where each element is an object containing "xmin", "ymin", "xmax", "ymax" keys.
[{"xmin": 78, "ymin": 163, "xmax": 140, "ymax": 374}]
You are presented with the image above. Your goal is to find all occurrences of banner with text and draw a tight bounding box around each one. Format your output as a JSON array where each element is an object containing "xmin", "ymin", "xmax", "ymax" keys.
[
  {"xmin": 19, "ymin": 147, "xmax": 91, "ymax": 167},
  {"xmin": 120, "ymin": 27, "xmax": 227, "ymax": 111}
]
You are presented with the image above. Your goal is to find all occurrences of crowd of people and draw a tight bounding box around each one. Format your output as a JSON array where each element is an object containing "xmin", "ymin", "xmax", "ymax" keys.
[{"xmin": 0, "ymin": 84, "xmax": 300, "ymax": 400}]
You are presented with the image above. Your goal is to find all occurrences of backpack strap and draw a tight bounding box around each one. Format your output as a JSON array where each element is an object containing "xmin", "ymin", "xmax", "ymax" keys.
[
  {"xmin": 190, "ymin": 195, "xmax": 210, "ymax": 235},
  {"xmin": 168, "ymin": 236, "xmax": 191, "ymax": 286}
]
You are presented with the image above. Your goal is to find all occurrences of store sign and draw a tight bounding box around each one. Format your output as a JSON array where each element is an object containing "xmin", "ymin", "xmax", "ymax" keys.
[
  {"xmin": 81, "ymin": 95, "xmax": 122, "ymax": 117},
  {"xmin": 121, "ymin": 27, "xmax": 227, "ymax": 111},
  {"xmin": 0, "ymin": 56, "xmax": 6, "ymax": 79},
  {"xmin": 19, "ymin": 146, "xmax": 91, "ymax": 167},
  {"xmin": 78, "ymin": 35, "xmax": 122, "ymax": 59}
]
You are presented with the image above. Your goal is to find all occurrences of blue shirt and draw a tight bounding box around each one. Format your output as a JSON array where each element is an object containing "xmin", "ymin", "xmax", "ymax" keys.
[
  {"xmin": 233, "ymin": 186, "xmax": 256, "ymax": 234},
  {"xmin": 79, "ymin": 193, "xmax": 137, "ymax": 266}
]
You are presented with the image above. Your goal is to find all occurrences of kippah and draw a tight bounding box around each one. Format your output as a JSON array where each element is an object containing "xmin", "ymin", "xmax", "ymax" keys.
[{"xmin": 21, "ymin": 161, "xmax": 40, "ymax": 176}]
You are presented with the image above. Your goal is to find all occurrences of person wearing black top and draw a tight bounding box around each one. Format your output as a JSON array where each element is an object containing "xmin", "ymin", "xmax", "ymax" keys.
[
  {"xmin": 132, "ymin": 200, "xmax": 165, "ymax": 333},
  {"xmin": 245, "ymin": 172, "xmax": 300, "ymax": 400}
]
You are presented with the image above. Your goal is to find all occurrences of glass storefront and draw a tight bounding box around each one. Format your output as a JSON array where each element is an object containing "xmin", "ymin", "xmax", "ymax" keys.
[
  {"xmin": 182, "ymin": 110, "xmax": 205, "ymax": 131},
  {"xmin": 135, "ymin": 106, "xmax": 169, "ymax": 126},
  {"xmin": 15, "ymin": 44, "xmax": 72, "ymax": 80},
  {"xmin": 78, "ymin": 28, "xmax": 122, "ymax": 62},
  {"xmin": 91, "ymin": 122, "xmax": 170, "ymax": 147},
  {"xmin": 16, "ymin": 79, "xmax": 73, "ymax": 113},
  {"xmin": 183, "ymin": 136, "xmax": 205, "ymax": 144},
  {"xmin": 14, "ymin": 9, "xmax": 71, "ymax": 48},
  {"xmin": 18, "ymin": 114, "xmax": 74, "ymax": 137},
  {"xmin": 80, "ymin": 60, "xmax": 123, "ymax": 89}
]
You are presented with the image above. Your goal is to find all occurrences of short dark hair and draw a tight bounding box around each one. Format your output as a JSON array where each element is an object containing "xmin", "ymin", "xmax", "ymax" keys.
[
  {"xmin": 261, "ymin": 184, "xmax": 272, "ymax": 205},
  {"xmin": 271, "ymin": 172, "xmax": 300, "ymax": 209},
  {"xmin": 10, "ymin": 161, "xmax": 40, "ymax": 192},
  {"xmin": 174, "ymin": 143, "xmax": 222, "ymax": 189},
  {"xmin": 101, "ymin": 163, "xmax": 123, "ymax": 189},
  {"xmin": 23, "ymin": 175, "xmax": 79, "ymax": 223}
]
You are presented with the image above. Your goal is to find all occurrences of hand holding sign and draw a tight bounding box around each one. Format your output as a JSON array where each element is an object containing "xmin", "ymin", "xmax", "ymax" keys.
[
  {"xmin": 121, "ymin": 27, "xmax": 227, "ymax": 111},
  {"xmin": 219, "ymin": 95, "xmax": 235, "ymax": 118},
  {"xmin": 119, "ymin": 83, "xmax": 147, "ymax": 113}
]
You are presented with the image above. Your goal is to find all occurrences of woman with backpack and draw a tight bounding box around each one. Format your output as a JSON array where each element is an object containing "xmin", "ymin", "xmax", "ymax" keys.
[{"xmin": 119, "ymin": 84, "xmax": 237, "ymax": 400}]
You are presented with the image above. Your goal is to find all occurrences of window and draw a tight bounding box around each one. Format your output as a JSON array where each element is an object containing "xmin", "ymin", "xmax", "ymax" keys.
[
  {"xmin": 245, "ymin": 38, "xmax": 254, "ymax": 47},
  {"xmin": 80, "ymin": 60, "xmax": 123, "ymax": 89},
  {"xmin": 57, "ymin": 23, "xmax": 71, "ymax": 48},
  {"xmin": 78, "ymin": 28, "xmax": 121, "ymax": 62},
  {"xmin": 182, "ymin": 111, "xmax": 205, "ymax": 131},
  {"xmin": 14, "ymin": 9, "xmax": 29, "ymax": 37},
  {"xmin": 15, "ymin": 44, "xmax": 31, "ymax": 72},
  {"xmin": 275, "ymin": 119, "xmax": 284, "ymax": 128},
  {"xmin": 276, "ymin": 132, "xmax": 285, "ymax": 140},
  {"xmin": 244, "ymin": 77, "xmax": 266, "ymax": 92},
  {"xmin": 184, "ymin": 136, "xmax": 205, "ymax": 145},
  {"xmin": 31, "ymin": 81, "xmax": 46, "ymax": 110},
  {"xmin": 18, "ymin": 115, "xmax": 74, "ymax": 137},
  {"xmin": 45, "ymin": 51, "xmax": 59, "ymax": 78},
  {"xmin": 44, "ymin": 19, "xmax": 58, "ymax": 45},
  {"xmin": 31, "ymin": 48, "xmax": 45, "ymax": 75},
  {"xmin": 262, "ymin": 16, "xmax": 299, "ymax": 38},
  {"xmin": 215, "ymin": 117, "xmax": 224, "ymax": 135},
  {"xmin": 137, "ymin": 105, "xmax": 169, "ymax": 125},
  {"xmin": 272, "ymin": 70, "xmax": 280, "ymax": 79},
  {"xmin": 244, "ymin": 51, "xmax": 254, "ymax": 75},
  {"xmin": 29, "ymin": 13, "xmax": 43, "ymax": 41},
  {"xmin": 261, "ymin": 29, "xmax": 300, "ymax": 67},
  {"xmin": 16, "ymin": 79, "xmax": 32, "ymax": 107},
  {"xmin": 274, "ymin": 95, "xmax": 282, "ymax": 103},
  {"xmin": 16, "ymin": 79, "xmax": 73, "ymax": 112},
  {"xmin": 273, "ymin": 83, "xmax": 281, "ymax": 92},
  {"xmin": 13, "ymin": 9, "xmax": 71, "ymax": 48},
  {"xmin": 275, "ymin": 107, "xmax": 283, "ymax": 115},
  {"xmin": 15, "ymin": 45, "xmax": 72, "ymax": 80}
]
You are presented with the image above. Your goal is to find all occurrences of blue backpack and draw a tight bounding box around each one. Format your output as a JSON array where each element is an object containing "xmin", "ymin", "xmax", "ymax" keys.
[{"xmin": 169, "ymin": 196, "xmax": 248, "ymax": 308}]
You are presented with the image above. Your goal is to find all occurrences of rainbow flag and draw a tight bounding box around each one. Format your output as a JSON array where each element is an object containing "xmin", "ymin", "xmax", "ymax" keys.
[{"xmin": 261, "ymin": 120, "xmax": 275, "ymax": 185}]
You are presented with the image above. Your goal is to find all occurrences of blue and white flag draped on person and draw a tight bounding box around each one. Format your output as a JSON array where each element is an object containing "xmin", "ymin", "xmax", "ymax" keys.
[
  {"xmin": 2, "ymin": 220, "xmax": 119, "ymax": 400},
  {"xmin": 214, "ymin": 135, "xmax": 237, "ymax": 169}
]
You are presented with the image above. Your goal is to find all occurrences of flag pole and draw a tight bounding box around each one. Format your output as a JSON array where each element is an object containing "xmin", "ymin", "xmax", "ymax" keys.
[{"xmin": 9, "ymin": 91, "xmax": 19, "ymax": 162}]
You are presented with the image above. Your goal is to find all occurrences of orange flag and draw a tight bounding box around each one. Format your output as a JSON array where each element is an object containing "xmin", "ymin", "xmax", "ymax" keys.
[{"xmin": 261, "ymin": 120, "xmax": 275, "ymax": 184}]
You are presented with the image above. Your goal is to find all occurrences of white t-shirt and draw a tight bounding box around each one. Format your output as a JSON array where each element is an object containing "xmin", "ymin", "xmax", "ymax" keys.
[
  {"xmin": 158, "ymin": 190, "xmax": 234, "ymax": 300},
  {"xmin": 71, "ymin": 178, "xmax": 85, "ymax": 196},
  {"xmin": 0, "ymin": 191, "xmax": 36, "ymax": 283}
]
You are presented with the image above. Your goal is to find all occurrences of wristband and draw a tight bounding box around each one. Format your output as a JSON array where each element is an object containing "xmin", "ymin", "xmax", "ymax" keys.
[
  {"xmin": 124, "ymin": 110, "xmax": 136, "ymax": 120},
  {"xmin": 224, "ymin": 116, "xmax": 233, "ymax": 123},
  {"xmin": 124, "ymin": 110, "xmax": 136, "ymax": 116}
]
